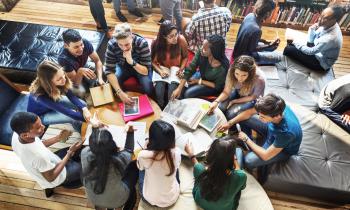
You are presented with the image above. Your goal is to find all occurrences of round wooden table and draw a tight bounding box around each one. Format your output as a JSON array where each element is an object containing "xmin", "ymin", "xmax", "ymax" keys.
[{"xmin": 81, "ymin": 92, "xmax": 162, "ymax": 139}]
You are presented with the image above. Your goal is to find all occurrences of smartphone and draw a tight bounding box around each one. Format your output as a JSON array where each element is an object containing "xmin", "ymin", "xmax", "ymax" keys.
[{"xmin": 236, "ymin": 123, "xmax": 250, "ymax": 151}]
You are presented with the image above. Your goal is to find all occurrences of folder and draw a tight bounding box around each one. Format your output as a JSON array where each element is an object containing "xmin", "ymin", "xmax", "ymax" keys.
[{"xmin": 118, "ymin": 94, "xmax": 154, "ymax": 122}]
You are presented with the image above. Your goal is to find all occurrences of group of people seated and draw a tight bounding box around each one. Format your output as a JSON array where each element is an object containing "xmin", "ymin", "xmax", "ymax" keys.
[{"xmin": 7, "ymin": 0, "xmax": 350, "ymax": 210}]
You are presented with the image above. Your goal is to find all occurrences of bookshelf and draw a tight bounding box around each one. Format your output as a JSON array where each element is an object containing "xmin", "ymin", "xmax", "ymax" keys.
[{"xmin": 137, "ymin": 0, "xmax": 350, "ymax": 35}]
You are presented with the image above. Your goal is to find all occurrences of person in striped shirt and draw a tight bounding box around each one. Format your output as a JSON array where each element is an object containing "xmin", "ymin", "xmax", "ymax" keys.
[{"xmin": 104, "ymin": 23, "xmax": 154, "ymax": 104}]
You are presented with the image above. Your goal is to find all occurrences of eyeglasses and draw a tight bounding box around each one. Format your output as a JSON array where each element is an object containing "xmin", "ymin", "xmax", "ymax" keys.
[{"xmin": 166, "ymin": 32, "xmax": 178, "ymax": 39}]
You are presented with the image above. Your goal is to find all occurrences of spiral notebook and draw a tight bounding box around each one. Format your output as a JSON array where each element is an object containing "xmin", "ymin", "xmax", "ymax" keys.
[{"xmin": 118, "ymin": 94, "xmax": 154, "ymax": 122}]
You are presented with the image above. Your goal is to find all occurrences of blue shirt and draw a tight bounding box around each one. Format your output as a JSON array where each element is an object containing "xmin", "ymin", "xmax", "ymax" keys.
[
  {"xmin": 293, "ymin": 23, "xmax": 343, "ymax": 70},
  {"xmin": 27, "ymin": 90, "xmax": 86, "ymax": 121},
  {"xmin": 233, "ymin": 13, "xmax": 261, "ymax": 59},
  {"xmin": 266, "ymin": 106, "xmax": 302, "ymax": 155},
  {"xmin": 58, "ymin": 39, "xmax": 94, "ymax": 73}
]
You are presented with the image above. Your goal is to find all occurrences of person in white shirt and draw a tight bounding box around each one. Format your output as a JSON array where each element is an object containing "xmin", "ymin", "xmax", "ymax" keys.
[
  {"xmin": 10, "ymin": 112, "xmax": 83, "ymax": 197},
  {"xmin": 137, "ymin": 120, "xmax": 181, "ymax": 208}
]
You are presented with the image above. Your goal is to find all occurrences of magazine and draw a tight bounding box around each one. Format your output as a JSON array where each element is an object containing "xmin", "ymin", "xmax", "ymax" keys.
[
  {"xmin": 152, "ymin": 66, "xmax": 181, "ymax": 84},
  {"xmin": 199, "ymin": 113, "xmax": 221, "ymax": 133},
  {"xmin": 163, "ymin": 100, "xmax": 206, "ymax": 130},
  {"xmin": 124, "ymin": 97, "xmax": 140, "ymax": 116}
]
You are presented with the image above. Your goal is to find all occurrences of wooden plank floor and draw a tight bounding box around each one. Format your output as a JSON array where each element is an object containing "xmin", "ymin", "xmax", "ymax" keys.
[{"xmin": 0, "ymin": 0, "xmax": 350, "ymax": 209}]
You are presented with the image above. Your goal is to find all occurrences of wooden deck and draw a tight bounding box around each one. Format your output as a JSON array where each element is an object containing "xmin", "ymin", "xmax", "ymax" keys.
[{"xmin": 0, "ymin": 0, "xmax": 349, "ymax": 209}]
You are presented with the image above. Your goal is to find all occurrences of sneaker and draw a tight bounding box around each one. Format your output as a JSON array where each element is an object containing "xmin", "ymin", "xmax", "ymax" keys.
[
  {"xmin": 45, "ymin": 188, "xmax": 54, "ymax": 198},
  {"xmin": 157, "ymin": 17, "xmax": 165, "ymax": 25},
  {"xmin": 117, "ymin": 11, "xmax": 128, "ymax": 22},
  {"xmin": 129, "ymin": 8, "xmax": 144, "ymax": 18}
]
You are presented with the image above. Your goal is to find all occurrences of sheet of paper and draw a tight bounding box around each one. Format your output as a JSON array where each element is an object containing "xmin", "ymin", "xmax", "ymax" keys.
[
  {"xmin": 84, "ymin": 122, "xmax": 146, "ymax": 151},
  {"xmin": 285, "ymin": 28, "xmax": 308, "ymax": 43}
]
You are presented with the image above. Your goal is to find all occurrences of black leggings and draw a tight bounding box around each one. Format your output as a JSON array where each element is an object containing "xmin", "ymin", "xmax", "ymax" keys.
[{"xmin": 283, "ymin": 45, "xmax": 327, "ymax": 72}]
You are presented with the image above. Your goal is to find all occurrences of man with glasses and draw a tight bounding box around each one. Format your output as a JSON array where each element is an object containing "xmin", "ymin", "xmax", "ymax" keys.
[
  {"xmin": 283, "ymin": 5, "xmax": 344, "ymax": 72},
  {"xmin": 218, "ymin": 93, "xmax": 302, "ymax": 169},
  {"xmin": 104, "ymin": 23, "xmax": 154, "ymax": 104}
]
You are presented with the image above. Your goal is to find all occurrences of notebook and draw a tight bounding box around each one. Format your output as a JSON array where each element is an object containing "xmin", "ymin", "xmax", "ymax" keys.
[
  {"xmin": 118, "ymin": 94, "xmax": 154, "ymax": 122},
  {"xmin": 89, "ymin": 83, "xmax": 114, "ymax": 107}
]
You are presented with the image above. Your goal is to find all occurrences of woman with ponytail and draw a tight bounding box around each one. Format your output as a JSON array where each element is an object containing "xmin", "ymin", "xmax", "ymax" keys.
[
  {"xmin": 171, "ymin": 34, "xmax": 229, "ymax": 99},
  {"xmin": 137, "ymin": 120, "xmax": 181, "ymax": 207}
]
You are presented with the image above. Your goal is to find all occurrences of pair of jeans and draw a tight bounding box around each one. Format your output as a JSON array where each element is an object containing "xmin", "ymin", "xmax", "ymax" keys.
[
  {"xmin": 138, "ymin": 169, "xmax": 180, "ymax": 206},
  {"xmin": 39, "ymin": 96, "xmax": 85, "ymax": 132},
  {"xmin": 320, "ymin": 107, "xmax": 350, "ymax": 134},
  {"xmin": 283, "ymin": 45, "xmax": 327, "ymax": 72},
  {"xmin": 115, "ymin": 65, "xmax": 154, "ymax": 97},
  {"xmin": 237, "ymin": 116, "xmax": 291, "ymax": 169},
  {"xmin": 218, "ymin": 89, "xmax": 256, "ymax": 120},
  {"xmin": 159, "ymin": 0, "xmax": 183, "ymax": 32},
  {"xmin": 121, "ymin": 161, "xmax": 139, "ymax": 210},
  {"xmin": 155, "ymin": 81, "xmax": 178, "ymax": 109},
  {"xmin": 88, "ymin": 0, "xmax": 108, "ymax": 31},
  {"xmin": 183, "ymin": 85, "xmax": 220, "ymax": 99},
  {"xmin": 113, "ymin": 0, "xmax": 136, "ymax": 13},
  {"xmin": 55, "ymin": 147, "xmax": 83, "ymax": 188}
]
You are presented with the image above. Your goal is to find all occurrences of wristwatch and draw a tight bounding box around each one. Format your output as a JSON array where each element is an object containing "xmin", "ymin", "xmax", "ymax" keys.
[{"xmin": 131, "ymin": 60, "xmax": 137, "ymax": 67}]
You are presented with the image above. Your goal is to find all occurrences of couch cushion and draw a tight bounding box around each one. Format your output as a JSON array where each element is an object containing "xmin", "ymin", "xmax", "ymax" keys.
[
  {"xmin": 138, "ymin": 160, "xmax": 273, "ymax": 210},
  {"xmin": 263, "ymin": 104, "xmax": 350, "ymax": 203},
  {"xmin": 0, "ymin": 93, "xmax": 29, "ymax": 146},
  {"xmin": 0, "ymin": 79, "xmax": 19, "ymax": 116},
  {"xmin": 265, "ymin": 56, "xmax": 334, "ymax": 111}
]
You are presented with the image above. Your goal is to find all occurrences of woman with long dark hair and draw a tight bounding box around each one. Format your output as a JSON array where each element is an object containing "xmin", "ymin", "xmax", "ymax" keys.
[
  {"xmin": 151, "ymin": 20, "xmax": 188, "ymax": 109},
  {"xmin": 81, "ymin": 125, "xmax": 138, "ymax": 210},
  {"xmin": 137, "ymin": 120, "xmax": 181, "ymax": 207},
  {"xmin": 185, "ymin": 138, "xmax": 247, "ymax": 210},
  {"xmin": 171, "ymin": 34, "xmax": 229, "ymax": 99},
  {"xmin": 208, "ymin": 55, "xmax": 265, "ymax": 121}
]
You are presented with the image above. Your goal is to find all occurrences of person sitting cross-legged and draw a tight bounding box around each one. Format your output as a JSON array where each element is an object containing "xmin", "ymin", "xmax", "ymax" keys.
[
  {"xmin": 58, "ymin": 29, "xmax": 105, "ymax": 98},
  {"xmin": 218, "ymin": 94, "xmax": 302, "ymax": 170},
  {"xmin": 283, "ymin": 5, "xmax": 344, "ymax": 72},
  {"xmin": 10, "ymin": 112, "xmax": 83, "ymax": 197},
  {"xmin": 185, "ymin": 138, "xmax": 247, "ymax": 210},
  {"xmin": 171, "ymin": 34, "xmax": 229, "ymax": 100},
  {"xmin": 104, "ymin": 23, "xmax": 154, "ymax": 104}
]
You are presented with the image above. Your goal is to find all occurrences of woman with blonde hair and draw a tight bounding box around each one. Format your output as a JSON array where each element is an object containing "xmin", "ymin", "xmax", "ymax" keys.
[
  {"xmin": 208, "ymin": 55, "xmax": 265, "ymax": 120},
  {"xmin": 28, "ymin": 60, "xmax": 91, "ymax": 131}
]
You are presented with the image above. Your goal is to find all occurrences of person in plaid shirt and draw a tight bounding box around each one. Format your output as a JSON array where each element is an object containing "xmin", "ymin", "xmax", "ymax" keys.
[{"xmin": 184, "ymin": 0, "xmax": 232, "ymax": 52}]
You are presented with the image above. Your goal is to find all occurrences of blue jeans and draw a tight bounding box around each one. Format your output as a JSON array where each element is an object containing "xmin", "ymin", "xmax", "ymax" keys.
[
  {"xmin": 113, "ymin": 0, "xmax": 136, "ymax": 13},
  {"xmin": 115, "ymin": 65, "xmax": 154, "ymax": 97},
  {"xmin": 320, "ymin": 107, "xmax": 350, "ymax": 133},
  {"xmin": 55, "ymin": 147, "xmax": 82, "ymax": 188},
  {"xmin": 183, "ymin": 85, "xmax": 220, "ymax": 98},
  {"xmin": 40, "ymin": 96, "xmax": 84, "ymax": 132},
  {"xmin": 88, "ymin": 0, "xmax": 108, "ymax": 31},
  {"xmin": 159, "ymin": 0, "xmax": 182, "ymax": 32},
  {"xmin": 237, "ymin": 117, "xmax": 291, "ymax": 169},
  {"xmin": 218, "ymin": 89, "xmax": 256, "ymax": 120},
  {"xmin": 155, "ymin": 81, "xmax": 178, "ymax": 109}
]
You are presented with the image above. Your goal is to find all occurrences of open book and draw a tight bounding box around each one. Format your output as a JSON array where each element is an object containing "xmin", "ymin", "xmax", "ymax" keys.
[
  {"xmin": 83, "ymin": 122, "xmax": 147, "ymax": 151},
  {"xmin": 162, "ymin": 100, "xmax": 206, "ymax": 130},
  {"xmin": 176, "ymin": 132, "xmax": 212, "ymax": 156},
  {"xmin": 152, "ymin": 66, "xmax": 181, "ymax": 84},
  {"xmin": 89, "ymin": 83, "xmax": 114, "ymax": 107}
]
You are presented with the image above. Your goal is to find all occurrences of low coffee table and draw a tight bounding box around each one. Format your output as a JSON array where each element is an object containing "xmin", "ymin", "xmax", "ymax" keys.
[
  {"xmin": 161, "ymin": 98, "xmax": 227, "ymax": 156},
  {"xmin": 81, "ymin": 92, "xmax": 161, "ymax": 139}
]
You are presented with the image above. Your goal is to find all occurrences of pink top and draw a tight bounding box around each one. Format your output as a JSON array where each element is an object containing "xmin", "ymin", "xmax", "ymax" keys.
[{"xmin": 137, "ymin": 148, "xmax": 181, "ymax": 207}]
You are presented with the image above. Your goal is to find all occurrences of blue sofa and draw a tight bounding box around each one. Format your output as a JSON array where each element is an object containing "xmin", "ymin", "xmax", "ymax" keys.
[{"xmin": 0, "ymin": 74, "xmax": 29, "ymax": 146}]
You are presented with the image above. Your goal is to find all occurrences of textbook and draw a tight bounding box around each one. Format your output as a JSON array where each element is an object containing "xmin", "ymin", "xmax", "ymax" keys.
[
  {"xmin": 119, "ymin": 95, "xmax": 154, "ymax": 123},
  {"xmin": 152, "ymin": 66, "xmax": 181, "ymax": 84},
  {"xmin": 163, "ymin": 99, "xmax": 206, "ymax": 130}
]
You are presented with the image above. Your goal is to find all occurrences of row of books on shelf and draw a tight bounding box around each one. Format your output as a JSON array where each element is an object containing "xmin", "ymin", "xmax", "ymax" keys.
[{"xmin": 228, "ymin": 2, "xmax": 350, "ymax": 30}]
